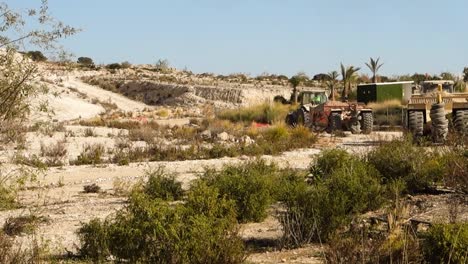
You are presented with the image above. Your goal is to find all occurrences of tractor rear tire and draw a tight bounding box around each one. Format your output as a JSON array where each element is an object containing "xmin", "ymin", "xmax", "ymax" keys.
[
  {"xmin": 327, "ymin": 112, "xmax": 342, "ymax": 133},
  {"xmin": 408, "ymin": 111, "xmax": 423, "ymax": 137},
  {"xmin": 430, "ymin": 103, "xmax": 448, "ymax": 143},
  {"xmin": 454, "ymin": 110, "xmax": 468, "ymax": 134},
  {"xmin": 361, "ymin": 112, "xmax": 373, "ymax": 134},
  {"xmin": 285, "ymin": 112, "xmax": 296, "ymax": 127}
]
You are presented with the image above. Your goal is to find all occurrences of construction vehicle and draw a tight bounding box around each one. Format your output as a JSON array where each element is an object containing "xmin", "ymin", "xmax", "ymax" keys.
[
  {"xmin": 286, "ymin": 99, "xmax": 374, "ymax": 134},
  {"xmin": 406, "ymin": 80, "xmax": 468, "ymax": 142}
]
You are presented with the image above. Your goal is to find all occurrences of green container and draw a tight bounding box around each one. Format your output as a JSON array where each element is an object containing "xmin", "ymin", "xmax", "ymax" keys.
[{"xmin": 358, "ymin": 82, "xmax": 413, "ymax": 104}]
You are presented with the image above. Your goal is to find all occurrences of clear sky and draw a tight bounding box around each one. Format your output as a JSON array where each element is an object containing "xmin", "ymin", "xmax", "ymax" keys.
[{"xmin": 10, "ymin": 0, "xmax": 468, "ymax": 77}]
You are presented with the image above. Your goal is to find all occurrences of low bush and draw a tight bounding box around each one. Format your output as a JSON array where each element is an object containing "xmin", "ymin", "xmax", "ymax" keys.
[
  {"xmin": 142, "ymin": 167, "xmax": 184, "ymax": 201},
  {"xmin": 40, "ymin": 140, "xmax": 67, "ymax": 166},
  {"xmin": 200, "ymin": 160, "xmax": 279, "ymax": 223},
  {"xmin": 280, "ymin": 157, "xmax": 384, "ymax": 247},
  {"xmin": 422, "ymin": 222, "xmax": 468, "ymax": 264},
  {"xmin": 83, "ymin": 183, "xmax": 101, "ymax": 193},
  {"xmin": 367, "ymin": 136, "xmax": 446, "ymax": 193},
  {"xmin": 71, "ymin": 144, "xmax": 105, "ymax": 165},
  {"xmin": 3, "ymin": 215, "xmax": 46, "ymax": 236},
  {"xmin": 325, "ymin": 220, "xmax": 423, "ymax": 263},
  {"xmin": 78, "ymin": 180, "xmax": 245, "ymax": 263}
]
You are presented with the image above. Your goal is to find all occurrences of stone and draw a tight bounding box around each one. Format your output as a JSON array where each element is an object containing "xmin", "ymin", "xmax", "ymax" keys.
[
  {"xmin": 217, "ymin": 132, "xmax": 230, "ymax": 141},
  {"xmin": 200, "ymin": 129, "xmax": 212, "ymax": 140}
]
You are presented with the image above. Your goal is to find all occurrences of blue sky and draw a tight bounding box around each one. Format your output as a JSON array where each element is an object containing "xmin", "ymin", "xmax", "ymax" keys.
[{"xmin": 10, "ymin": 0, "xmax": 468, "ymax": 77}]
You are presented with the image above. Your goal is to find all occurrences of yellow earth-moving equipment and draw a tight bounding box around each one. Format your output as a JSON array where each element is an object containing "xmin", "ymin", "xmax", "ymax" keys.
[{"xmin": 406, "ymin": 80, "xmax": 468, "ymax": 142}]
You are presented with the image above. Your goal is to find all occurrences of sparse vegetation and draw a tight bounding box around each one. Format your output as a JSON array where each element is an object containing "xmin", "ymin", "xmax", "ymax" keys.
[{"xmin": 71, "ymin": 144, "xmax": 105, "ymax": 165}]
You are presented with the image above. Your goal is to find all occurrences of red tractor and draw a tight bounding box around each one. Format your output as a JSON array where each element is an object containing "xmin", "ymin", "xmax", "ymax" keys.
[{"xmin": 286, "ymin": 100, "xmax": 374, "ymax": 134}]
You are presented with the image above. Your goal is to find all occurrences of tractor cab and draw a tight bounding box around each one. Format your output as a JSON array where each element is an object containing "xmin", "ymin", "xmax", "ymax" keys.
[{"xmin": 298, "ymin": 90, "xmax": 328, "ymax": 107}]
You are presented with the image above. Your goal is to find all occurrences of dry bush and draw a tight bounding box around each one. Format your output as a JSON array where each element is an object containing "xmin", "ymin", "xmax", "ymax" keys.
[
  {"xmin": 71, "ymin": 144, "xmax": 105, "ymax": 166},
  {"xmin": 83, "ymin": 183, "xmax": 101, "ymax": 193},
  {"xmin": 129, "ymin": 127, "xmax": 156, "ymax": 143},
  {"xmin": 40, "ymin": 140, "xmax": 67, "ymax": 166},
  {"xmin": 217, "ymin": 102, "xmax": 293, "ymax": 124},
  {"xmin": 3, "ymin": 215, "xmax": 47, "ymax": 236},
  {"xmin": 0, "ymin": 233, "xmax": 43, "ymax": 264},
  {"xmin": 113, "ymin": 178, "xmax": 133, "ymax": 196},
  {"xmin": 83, "ymin": 127, "xmax": 96, "ymax": 137}
]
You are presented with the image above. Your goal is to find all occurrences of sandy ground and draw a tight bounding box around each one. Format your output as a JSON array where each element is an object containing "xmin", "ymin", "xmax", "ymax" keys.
[{"xmin": 63, "ymin": 77, "xmax": 151, "ymax": 112}]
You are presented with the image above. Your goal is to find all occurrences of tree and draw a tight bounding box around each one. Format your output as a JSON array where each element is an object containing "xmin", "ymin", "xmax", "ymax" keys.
[
  {"xmin": 326, "ymin": 71, "xmax": 339, "ymax": 101},
  {"xmin": 77, "ymin": 57, "xmax": 94, "ymax": 66},
  {"xmin": 464, "ymin": 67, "xmax": 468, "ymax": 82},
  {"xmin": 313, "ymin": 73, "xmax": 331, "ymax": 82},
  {"xmin": 440, "ymin": 72, "xmax": 455, "ymax": 81},
  {"xmin": 340, "ymin": 64, "xmax": 360, "ymax": 100},
  {"xmin": 365, "ymin": 57, "xmax": 383, "ymax": 83},
  {"xmin": 26, "ymin": 51, "xmax": 47, "ymax": 62},
  {"xmin": 289, "ymin": 73, "xmax": 309, "ymax": 104},
  {"xmin": 0, "ymin": 1, "xmax": 77, "ymax": 124}
]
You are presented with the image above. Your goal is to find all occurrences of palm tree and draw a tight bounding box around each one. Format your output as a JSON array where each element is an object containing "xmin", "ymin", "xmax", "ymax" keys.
[
  {"xmin": 340, "ymin": 63, "xmax": 361, "ymax": 100},
  {"xmin": 326, "ymin": 71, "xmax": 339, "ymax": 101},
  {"xmin": 289, "ymin": 73, "xmax": 308, "ymax": 104},
  {"xmin": 365, "ymin": 57, "xmax": 384, "ymax": 83}
]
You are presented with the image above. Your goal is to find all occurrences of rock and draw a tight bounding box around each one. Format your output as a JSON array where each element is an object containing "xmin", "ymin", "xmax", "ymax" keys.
[
  {"xmin": 200, "ymin": 130, "xmax": 212, "ymax": 140},
  {"xmin": 217, "ymin": 132, "xmax": 230, "ymax": 141},
  {"xmin": 240, "ymin": 135, "xmax": 254, "ymax": 145}
]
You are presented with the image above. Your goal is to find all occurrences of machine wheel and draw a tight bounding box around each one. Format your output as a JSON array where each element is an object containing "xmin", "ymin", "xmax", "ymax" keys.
[
  {"xmin": 327, "ymin": 112, "xmax": 342, "ymax": 133},
  {"xmin": 430, "ymin": 103, "xmax": 448, "ymax": 143},
  {"xmin": 285, "ymin": 112, "xmax": 296, "ymax": 127},
  {"xmin": 361, "ymin": 112, "xmax": 373, "ymax": 134},
  {"xmin": 408, "ymin": 111, "xmax": 424, "ymax": 137},
  {"xmin": 295, "ymin": 108, "xmax": 311, "ymax": 127},
  {"xmin": 453, "ymin": 110, "xmax": 468, "ymax": 134}
]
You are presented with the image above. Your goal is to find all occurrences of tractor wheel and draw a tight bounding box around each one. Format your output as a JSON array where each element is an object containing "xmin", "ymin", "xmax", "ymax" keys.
[
  {"xmin": 408, "ymin": 111, "xmax": 423, "ymax": 137},
  {"xmin": 327, "ymin": 112, "xmax": 342, "ymax": 133},
  {"xmin": 361, "ymin": 112, "xmax": 373, "ymax": 134},
  {"xmin": 285, "ymin": 112, "xmax": 295, "ymax": 127},
  {"xmin": 453, "ymin": 110, "xmax": 468, "ymax": 134},
  {"xmin": 295, "ymin": 109, "xmax": 311, "ymax": 128},
  {"xmin": 430, "ymin": 103, "xmax": 448, "ymax": 143}
]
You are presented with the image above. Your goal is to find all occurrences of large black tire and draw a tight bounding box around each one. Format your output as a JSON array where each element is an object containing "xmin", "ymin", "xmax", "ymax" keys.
[
  {"xmin": 327, "ymin": 112, "xmax": 342, "ymax": 133},
  {"xmin": 361, "ymin": 112, "xmax": 373, "ymax": 134},
  {"xmin": 453, "ymin": 110, "xmax": 468, "ymax": 134},
  {"xmin": 285, "ymin": 112, "xmax": 296, "ymax": 127},
  {"xmin": 408, "ymin": 111, "xmax": 424, "ymax": 137},
  {"xmin": 430, "ymin": 103, "xmax": 448, "ymax": 143}
]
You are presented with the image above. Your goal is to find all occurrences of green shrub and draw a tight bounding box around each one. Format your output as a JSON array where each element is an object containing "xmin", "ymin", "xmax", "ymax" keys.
[
  {"xmin": 200, "ymin": 160, "xmax": 278, "ymax": 223},
  {"xmin": 280, "ymin": 158, "xmax": 384, "ymax": 247},
  {"xmin": 142, "ymin": 167, "xmax": 184, "ymax": 201},
  {"xmin": 309, "ymin": 148, "xmax": 354, "ymax": 180},
  {"xmin": 367, "ymin": 137, "xmax": 445, "ymax": 193},
  {"xmin": 422, "ymin": 223, "xmax": 468, "ymax": 264},
  {"xmin": 78, "ymin": 182, "xmax": 245, "ymax": 263},
  {"xmin": 77, "ymin": 219, "xmax": 110, "ymax": 262}
]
